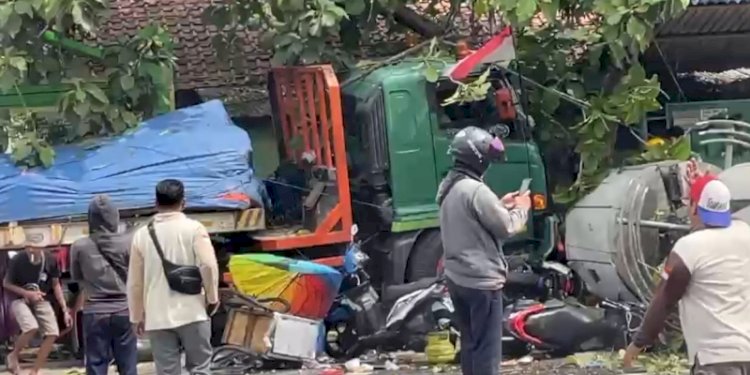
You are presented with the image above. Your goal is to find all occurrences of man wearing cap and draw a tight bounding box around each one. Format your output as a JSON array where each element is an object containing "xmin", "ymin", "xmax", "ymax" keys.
[
  {"xmin": 3, "ymin": 228, "xmax": 72, "ymax": 375},
  {"xmin": 624, "ymin": 173, "xmax": 750, "ymax": 374}
]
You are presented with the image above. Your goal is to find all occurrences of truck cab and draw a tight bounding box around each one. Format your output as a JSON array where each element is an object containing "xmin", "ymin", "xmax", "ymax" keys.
[{"xmin": 341, "ymin": 61, "xmax": 556, "ymax": 284}]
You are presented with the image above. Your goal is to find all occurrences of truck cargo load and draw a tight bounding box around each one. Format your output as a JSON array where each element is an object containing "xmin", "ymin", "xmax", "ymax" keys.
[{"xmin": 0, "ymin": 100, "xmax": 268, "ymax": 249}]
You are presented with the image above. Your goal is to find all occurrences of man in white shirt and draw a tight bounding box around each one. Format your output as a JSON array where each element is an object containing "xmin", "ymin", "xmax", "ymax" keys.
[
  {"xmin": 624, "ymin": 174, "xmax": 750, "ymax": 374},
  {"xmin": 127, "ymin": 179, "xmax": 220, "ymax": 375}
]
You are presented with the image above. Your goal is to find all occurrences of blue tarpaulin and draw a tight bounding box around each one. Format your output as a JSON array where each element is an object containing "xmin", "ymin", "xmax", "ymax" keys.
[{"xmin": 0, "ymin": 100, "xmax": 266, "ymax": 223}]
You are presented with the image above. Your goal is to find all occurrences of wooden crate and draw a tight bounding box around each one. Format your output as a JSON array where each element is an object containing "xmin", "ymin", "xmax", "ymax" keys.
[{"xmin": 221, "ymin": 308, "xmax": 274, "ymax": 354}]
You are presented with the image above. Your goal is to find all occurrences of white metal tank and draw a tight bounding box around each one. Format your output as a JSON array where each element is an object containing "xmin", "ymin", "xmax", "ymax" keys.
[
  {"xmin": 719, "ymin": 162, "xmax": 750, "ymax": 209},
  {"xmin": 565, "ymin": 160, "xmax": 720, "ymax": 303}
]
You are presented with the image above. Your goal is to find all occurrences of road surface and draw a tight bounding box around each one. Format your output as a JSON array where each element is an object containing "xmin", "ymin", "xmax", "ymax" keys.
[{"xmin": 0, "ymin": 359, "xmax": 627, "ymax": 375}]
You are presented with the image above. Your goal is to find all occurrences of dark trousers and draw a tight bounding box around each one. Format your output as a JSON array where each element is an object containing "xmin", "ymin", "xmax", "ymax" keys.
[
  {"xmin": 82, "ymin": 311, "xmax": 137, "ymax": 375},
  {"xmin": 447, "ymin": 279, "xmax": 503, "ymax": 375},
  {"xmin": 693, "ymin": 361, "xmax": 750, "ymax": 375}
]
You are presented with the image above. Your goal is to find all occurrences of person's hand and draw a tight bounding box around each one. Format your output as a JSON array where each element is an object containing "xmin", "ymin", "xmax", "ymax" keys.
[
  {"xmin": 207, "ymin": 302, "xmax": 221, "ymax": 317},
  {"xmin": 23, "ymin": 290, "xmax": 45, "ymax": 303},
  {"xmin": 514, "ymin": 191, "xmax": 531, "ymax": 210},
  {"xmin": 622, "ymin": 343, "xmax": 643, "ymax": 368},
  {"xmin": 133, "ymin": 322, "xmax": 145, "ymax": 338},
  {"xmin": 500, "ymin": 192, "xmax": 518, "ymax": 208},
  {"xmin": 63, "ymin": 309, "xmax": 73, "ymax": 328}
]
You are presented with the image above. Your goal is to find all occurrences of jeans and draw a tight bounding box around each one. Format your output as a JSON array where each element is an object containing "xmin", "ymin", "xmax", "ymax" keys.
[
  {"xmin": 447, "ymin": 279, "xmax": 503, "ymax": 375},
  {"xmin": 82, "ymin": 311, "xmax": 137, "ymax": 375},
  {"xmin": 148, "ymin": 320, "xmax": 212, "ymax": 375}
]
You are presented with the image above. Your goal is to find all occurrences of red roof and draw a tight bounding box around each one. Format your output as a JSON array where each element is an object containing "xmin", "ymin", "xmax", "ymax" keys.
[
  {"xmin": 97, "ymin": 0, "xmax": 496, "ymax": 115},
  {"xmin": 99, "ymin": 0, "xmax": 271, "ymax": 93}
]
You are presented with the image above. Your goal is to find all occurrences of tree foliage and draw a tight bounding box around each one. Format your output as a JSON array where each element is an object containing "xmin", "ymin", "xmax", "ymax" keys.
[
  {"xmin": 206, "ymin": 0, "xmax": 692, "ymax": 203},
  {"xmin": 499, "ymin": 0, "xmax": 691, "ymax": 202},
  {"xmin": 0, "ymin": 0, "xmax": 175, "ymax": 168}
]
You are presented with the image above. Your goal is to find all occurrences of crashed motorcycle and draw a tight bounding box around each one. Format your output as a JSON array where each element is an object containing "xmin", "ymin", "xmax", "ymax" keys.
[
  {"xmin": 325, "ymin": 243, "xmax": 454, "ymax": 359},
  {"xmin": 503, "ymin": 298, "xmax": 645, "ymax": 356}
]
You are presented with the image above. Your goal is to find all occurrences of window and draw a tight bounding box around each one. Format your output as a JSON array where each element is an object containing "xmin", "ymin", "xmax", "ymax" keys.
[{"xmin": 432, "ymin": 78, "xmax": 524, "ymax": 140}]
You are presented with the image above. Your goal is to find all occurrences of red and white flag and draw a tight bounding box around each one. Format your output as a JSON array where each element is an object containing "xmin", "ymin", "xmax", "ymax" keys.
[{"xmin": 443, "ymin": 27, "xmax": 516, "ymax": 82}]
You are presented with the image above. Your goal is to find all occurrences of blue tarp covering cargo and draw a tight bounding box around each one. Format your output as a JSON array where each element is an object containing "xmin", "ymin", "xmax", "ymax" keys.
[{"xmin": 0, "ymin": 100, "xmax": 266, "ymax": 223}]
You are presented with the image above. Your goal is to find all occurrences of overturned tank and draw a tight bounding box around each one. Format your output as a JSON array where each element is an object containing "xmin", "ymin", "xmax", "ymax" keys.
[
  {"xmin": 719, "ymin": 163, "xmax": 750, "ymax": 211},
  {"xmin": 565, "ymin": 160, "xmax": 721, "ymax": 303}
]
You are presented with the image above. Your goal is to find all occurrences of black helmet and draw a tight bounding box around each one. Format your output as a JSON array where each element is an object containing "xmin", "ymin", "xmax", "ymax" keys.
[{"xmin": 448, "ymin": 126, "xmax": 506, "ymax": 175}]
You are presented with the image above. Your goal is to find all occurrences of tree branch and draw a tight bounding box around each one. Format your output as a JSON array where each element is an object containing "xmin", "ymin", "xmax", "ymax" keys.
[{"xmin": 391, "ymin": 4, "xmax": 443, "ymax": 38}]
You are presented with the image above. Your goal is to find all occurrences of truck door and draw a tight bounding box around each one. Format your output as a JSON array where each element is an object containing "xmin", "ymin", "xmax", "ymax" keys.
[{"xmin": 384, "ymin": 78, "xmax": 440, "ymax": 221}]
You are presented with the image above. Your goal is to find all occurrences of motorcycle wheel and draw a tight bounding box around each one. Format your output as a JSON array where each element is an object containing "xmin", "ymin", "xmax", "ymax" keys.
[{"xmin": 324, "ymin": 320, "xmax": 358, "ymax": 359}]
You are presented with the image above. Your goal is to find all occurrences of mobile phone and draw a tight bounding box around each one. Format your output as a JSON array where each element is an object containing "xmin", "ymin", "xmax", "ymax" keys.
[{"xmin": 519, "ymin": 178, "xmax": 532, "ymax": 194}]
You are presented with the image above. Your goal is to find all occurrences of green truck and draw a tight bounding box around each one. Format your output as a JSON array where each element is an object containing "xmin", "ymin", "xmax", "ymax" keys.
[{"xmin": 336, "ymin": 61, "xmax": 557, "ymax": 287}]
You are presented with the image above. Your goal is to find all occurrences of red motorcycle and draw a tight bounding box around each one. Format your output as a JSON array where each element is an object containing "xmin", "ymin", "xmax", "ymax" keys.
[{"xmin": 504, "ymin": 299, "xmax": 644, "ymax": 356}]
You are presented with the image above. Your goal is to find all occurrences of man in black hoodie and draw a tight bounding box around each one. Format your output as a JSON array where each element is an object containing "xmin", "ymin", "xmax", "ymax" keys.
[{"xmin": 70, "ymin": 195, "xmax": 136, "ymax": 375}]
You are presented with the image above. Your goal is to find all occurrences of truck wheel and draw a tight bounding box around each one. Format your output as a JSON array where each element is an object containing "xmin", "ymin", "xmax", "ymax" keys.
[{"xmin": 405, "ymin": 230, "xmax": 443, "ymax": 282}]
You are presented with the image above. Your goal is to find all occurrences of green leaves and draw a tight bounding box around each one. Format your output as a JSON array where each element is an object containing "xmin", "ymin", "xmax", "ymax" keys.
[
  {"xmin": 515, "ymin": 0, "xmax": 538, "ymax": 24},
  {"xmin": 8, "ymin": 127, "xmax": 57, "ymax": 168},
  {"xmin": 539, "ymin": 0, "xmax": 559, "ymax": 21},
  {"xmin": 0, "ymin": 0, "xmax": 173, "ymax": 168},
  {"xmin": 423, "ymin": 64, "xmax": 440, "ymax": 83},
  {"xmin": 14, "ymin": 1, "xmax": 33, "ymax": 17},
  {"xmin": 441, "ymin": 69, "xmax": 492, "ymax": 106},
  {"xmin": 417, "ymin": 38, "xmax": 446, "ymax": 83},
  {"xmin": 207, "ymin": 0, "xmax": 363, "ymax": 67},
  {"xmin": 344, "ymin": 0, "xmax": 366, "ymax": 15},
  {"xmin": 119, "ymin": 75, "xmax": 135, "ymax": 91}
]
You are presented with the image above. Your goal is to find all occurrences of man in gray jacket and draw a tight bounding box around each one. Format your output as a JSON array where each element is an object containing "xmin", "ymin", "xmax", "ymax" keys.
[
  {"xmin": 437, "ymin": 126, "xmax": 530, "ymax": 375},
  {"xmin": 70, "ymin": 195, "xmax": 136, "ymax": 375}
]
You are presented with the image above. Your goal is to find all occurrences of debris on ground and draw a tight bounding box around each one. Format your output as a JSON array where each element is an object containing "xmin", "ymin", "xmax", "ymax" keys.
[
  {"xmin": 638, "ymin": 353, "xmax": 689, "ymax": 375},
  {"xmin": 384, "ymin": 360, "xmax": 399, "ymax": 371},
  {"xmin": 565, "ymin": 351, "xmax": 622, "ymax": 370},
  {"xmin": 344, "ymin": 358, "xmax": 374, "ymax": 374},
  {"xmin": 563, "ymin": 350, "xmax": 689, "ymax": 375}
]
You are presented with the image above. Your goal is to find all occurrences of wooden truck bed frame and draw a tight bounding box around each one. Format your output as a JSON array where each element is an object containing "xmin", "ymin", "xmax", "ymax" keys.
[{"xmin": 0, "ymin": 208, "xmax": 265, "ymax": 251}]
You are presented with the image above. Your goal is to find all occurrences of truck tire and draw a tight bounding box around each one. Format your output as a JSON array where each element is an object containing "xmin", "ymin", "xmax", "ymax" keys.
[{"xmin": 405, "ymin": 229, "xmax": 443, "ymax": 282}]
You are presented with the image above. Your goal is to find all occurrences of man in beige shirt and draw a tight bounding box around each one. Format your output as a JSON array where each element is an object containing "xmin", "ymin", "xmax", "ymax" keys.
[{"xmin": 127, "ymin": 179, "xmax": 220, "ymax": 375}]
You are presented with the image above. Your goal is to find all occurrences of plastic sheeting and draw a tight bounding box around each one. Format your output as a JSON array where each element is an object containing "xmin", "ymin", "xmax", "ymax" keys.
[{"xmin": 0, "ymin": 100, "xmax": 265, "ymax": 223}]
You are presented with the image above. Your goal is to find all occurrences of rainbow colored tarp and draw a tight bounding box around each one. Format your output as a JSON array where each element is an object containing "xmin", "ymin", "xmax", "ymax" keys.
[{"xmin": 228, "ymin": 253, "xmax": 343, "ymax": 320}]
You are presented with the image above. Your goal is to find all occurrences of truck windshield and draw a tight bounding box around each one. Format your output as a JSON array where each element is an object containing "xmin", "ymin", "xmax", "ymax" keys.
[{"xmin": 433, "ymin": 80, "xmax": 524, "ymax": 140}]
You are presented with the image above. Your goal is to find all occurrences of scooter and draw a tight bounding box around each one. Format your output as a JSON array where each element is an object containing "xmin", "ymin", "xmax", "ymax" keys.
[
  {"xmin": 504, "ymin": 298, "xmax": 645, "ymax": 356},
  {"xmin": 324, "ymin": 243, "xmax": 455, "ymax": 359}
]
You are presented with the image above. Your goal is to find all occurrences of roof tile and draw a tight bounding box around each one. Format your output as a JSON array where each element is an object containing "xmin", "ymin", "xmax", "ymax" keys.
[{"xmin": 97, "ymin": 0, "xmax": 496, "ymax": 115}]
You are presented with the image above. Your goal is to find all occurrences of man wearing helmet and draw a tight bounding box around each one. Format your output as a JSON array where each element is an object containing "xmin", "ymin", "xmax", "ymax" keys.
[{"xmin": 437, "ymin": 126, "xmax": 531, "ymax": 375}]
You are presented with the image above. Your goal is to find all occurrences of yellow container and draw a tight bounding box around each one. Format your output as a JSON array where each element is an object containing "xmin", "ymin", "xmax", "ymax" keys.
[{"xmin": 425, "ymin": 330, "xmax": 455, "ymax": 364}]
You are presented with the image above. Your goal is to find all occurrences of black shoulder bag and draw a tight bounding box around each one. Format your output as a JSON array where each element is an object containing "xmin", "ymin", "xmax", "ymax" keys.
[{"xmin": 147, "ymin": 221, "xmax": 203, "ymax": 295}]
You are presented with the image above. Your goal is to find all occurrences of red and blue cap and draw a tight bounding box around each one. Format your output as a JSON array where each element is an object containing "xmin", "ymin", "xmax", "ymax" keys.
[{"xmin": 690, "ymin": 174, "xmax": 732, "ymax": 228}]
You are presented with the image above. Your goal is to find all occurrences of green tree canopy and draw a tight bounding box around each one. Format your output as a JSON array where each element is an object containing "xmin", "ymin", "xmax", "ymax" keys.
[
  {"xmin": 0, "ymin": 0, "xmax": 175, "ymax": 167},
  {"xmin": 204, "ymin": 0, "xmax": 691, "ymax": 202}
]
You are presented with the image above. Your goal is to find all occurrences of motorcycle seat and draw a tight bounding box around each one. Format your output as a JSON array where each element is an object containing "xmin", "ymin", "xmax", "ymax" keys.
[
  {"xmin": 525, "ymin": 302, "xmax": 616, "ymax": 351},
  {"xmin": 382, "ymin": 277, "xmax": 439, "ymax": 305}
]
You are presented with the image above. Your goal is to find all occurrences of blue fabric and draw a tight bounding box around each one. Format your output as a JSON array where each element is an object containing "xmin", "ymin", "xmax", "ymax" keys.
[{"xmin": 0, "ymin": 100, "xmax": 266, "ymax": 223}]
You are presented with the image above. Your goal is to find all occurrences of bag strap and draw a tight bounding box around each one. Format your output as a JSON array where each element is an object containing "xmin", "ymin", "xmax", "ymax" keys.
[
  {"xmin": 36, "ymin": 252, "xmax": 46, "ymax": 284},
  {"xmin": 147, "ymin": 221, "xmax": 168, "ymax": 264},
  {"xmin": 90, "ymin": 236, "xmax": 127, "ymax": 283}
]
